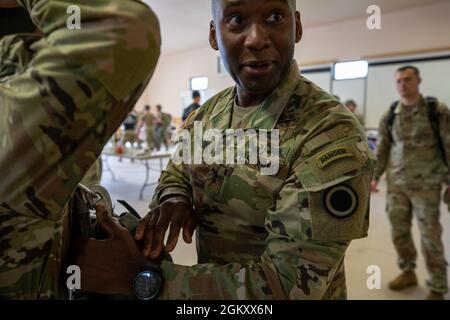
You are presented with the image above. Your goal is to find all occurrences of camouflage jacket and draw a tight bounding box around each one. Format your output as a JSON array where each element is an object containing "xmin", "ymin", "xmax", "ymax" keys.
[
  {"xmin": 141, "ymin": 112, "xmax": 156, "ymax": 129},
  {"xmin": 374, "ymin": 97, "xmax": 450, "ymax": 186},
  {"xmin": 151, "ymin": 63, "xmax": 376, "ymax": 300},
  {"xmin": 0, "ymin": 0, "xmax": 160, "ymax": 299}
]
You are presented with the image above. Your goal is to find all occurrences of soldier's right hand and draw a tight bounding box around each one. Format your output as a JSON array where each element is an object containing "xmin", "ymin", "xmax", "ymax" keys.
[{"xmin": 135, "ymin": 196, "xmax": 199, "ymax": 259}]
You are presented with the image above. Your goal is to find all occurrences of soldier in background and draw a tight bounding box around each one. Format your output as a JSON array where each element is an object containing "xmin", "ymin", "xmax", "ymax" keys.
[
  {"xmin": 121, "ymin": 111, "xmax": 139, "ymax": 149},
  {"xmin": 182, "ymin": 90, "xmax": 202, "ymax": 122},
  {"xmin": 372, "ymin": 66, "xmax": 450, "ymax": 300},
  {"xmin": 74, "ymin": 0, "xmax": 375, "ymax": 300},
  {"xmin": 345, "ymin": 100, "xmax": 365, "ymax": 127},
  {"xmin": 0, "ymin": 0, "xmax": 161, "ymax": 299},
  {"xmin": 154, "ymin": 104, "xmax": 172, "ymax": 151},
  {"xmin": 136, "ymin": 105, "xmax": 156, "ymax": 152}
]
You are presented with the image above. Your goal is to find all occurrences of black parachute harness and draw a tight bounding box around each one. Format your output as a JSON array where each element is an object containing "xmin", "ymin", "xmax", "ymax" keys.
[
  {"xmin": 68, "ymin": 183, "xmax": 143, "ymax": 300},
  {"xmin": 386, "ymin": 96, "xmax": 448, "ymax": 169}
]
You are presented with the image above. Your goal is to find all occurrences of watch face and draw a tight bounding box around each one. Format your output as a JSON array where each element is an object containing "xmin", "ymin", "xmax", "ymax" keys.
[{"xmin": 134, "ymin": 271, "xmax": 163, "ymax": 300}]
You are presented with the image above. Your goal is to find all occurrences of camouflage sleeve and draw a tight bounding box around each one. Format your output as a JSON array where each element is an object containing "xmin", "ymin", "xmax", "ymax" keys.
[
  {"xmin": 149, "ymin": 160, "xmax": 193, "ymax": 208},
  {"xmin": 157, "ymin": 136, "xmax": 374, "ymax": 300},
  {"xmin": 0, "ymin": 0, "xmax": 161, "ymax": 220},
  {"xmin": 374, "ymin": 111, "xmax": 391, "ymax": 181},
  {"xmin": 149, "ymin": 108, "xmax": 205, "ymax": 208},
  {"xmin": 438, "ymin": 102, "xmax": 450, "ymax": 184}
]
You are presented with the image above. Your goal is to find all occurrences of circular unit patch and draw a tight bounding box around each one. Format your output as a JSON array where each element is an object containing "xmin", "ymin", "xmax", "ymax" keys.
[{"xmin": 324, "ymin": 185, "xmax": 358, "ymax": 219}]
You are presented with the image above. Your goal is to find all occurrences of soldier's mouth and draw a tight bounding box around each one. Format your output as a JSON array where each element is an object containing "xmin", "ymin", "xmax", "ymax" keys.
[{"xmin": 241, "ymin": 60, "xmax": 275, "ymax": 77}]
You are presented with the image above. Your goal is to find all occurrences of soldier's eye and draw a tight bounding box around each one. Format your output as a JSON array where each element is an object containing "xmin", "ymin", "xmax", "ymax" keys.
[
  {"xmin": 228, "ymin": 14, "xmax": 244, "ymax": 27},
  {"xmin": 267, "ymin": 12, "xmax": 284, "ymax": 23}
]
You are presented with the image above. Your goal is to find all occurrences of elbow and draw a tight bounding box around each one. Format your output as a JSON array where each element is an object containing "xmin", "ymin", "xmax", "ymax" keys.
[{"xmin": 115, "ymin": 3, "xmax": 162, "ymax": 68}]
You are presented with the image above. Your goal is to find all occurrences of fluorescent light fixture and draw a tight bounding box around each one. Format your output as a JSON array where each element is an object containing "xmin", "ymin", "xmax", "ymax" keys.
[
  {"xmin": 190, "ymin": 76, "xmax": 208, "ymax": 91},
  {"xmin": 333, "ymin": 60, "xmax": 368, "ymax": 80}
]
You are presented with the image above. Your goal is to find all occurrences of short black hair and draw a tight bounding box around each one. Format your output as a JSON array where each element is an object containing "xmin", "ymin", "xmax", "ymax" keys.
[
  {"xmin": 396, "ymin": 65, "xmax": 420, "ymax": 77},
  {"xmin": 145, "ymin": 105, "xmax": 150, "ymax": 111},
  {"xmin": 192, "ymin": 91, "xmax": 200, "ymax": 99},
  {"xmin": 345, "ymin": 100, "xmax": 357, "ymax": 107}
]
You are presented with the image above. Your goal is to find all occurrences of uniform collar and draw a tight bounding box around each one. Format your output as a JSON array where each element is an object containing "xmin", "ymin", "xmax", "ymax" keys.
[
  {"xmin": 210, "ymin": 61, "xmax": 301, "ymax": 130},
  {"xmin": 396, "ymin": 95, "xmax": 425, "ymax": 114}
]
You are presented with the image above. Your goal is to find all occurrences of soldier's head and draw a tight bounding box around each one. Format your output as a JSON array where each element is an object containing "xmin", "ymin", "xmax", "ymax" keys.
[
  {"xmin": 145, "ymin": 105, "xmax": 151, "ymax": 112},
  {"xmin": 395, "ymin": 66, "xmax": 422, "ymax": 99},
  {"xmin": 192, "ymin": 91, "xmax": 201, "ymax": 103},
  {"xmin": 156, "ymin": 105, "xmax": 162, "ymax": 112},
  {"xmin": 0, "ymin": 3, "xmax": 38, "ymax": 38},
  {"xmin": 344, "ymin": 100, "xmax": 358, "ymax": 113},
  {"xmin": 209, "ymin": 0, "xmax": 302, "ymax": 99}
]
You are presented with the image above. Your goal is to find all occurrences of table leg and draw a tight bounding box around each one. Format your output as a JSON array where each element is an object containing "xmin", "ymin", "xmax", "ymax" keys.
[
  {"xmin": 103, "ymin": 155, "xmax": 116, "ymax": 181},
  {"xmin": 139, "ymin": 160, "xmax": 150, "ymax": 200}
]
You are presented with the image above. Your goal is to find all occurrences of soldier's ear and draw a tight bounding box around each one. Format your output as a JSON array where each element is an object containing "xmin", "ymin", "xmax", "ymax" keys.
[
  {"xmin": 295, "ymin": 11, "xmax": 303, "ymax": 43},
  {"xmin": 209, "ymin": 20, "xmax": 219, "ymax": 51}
]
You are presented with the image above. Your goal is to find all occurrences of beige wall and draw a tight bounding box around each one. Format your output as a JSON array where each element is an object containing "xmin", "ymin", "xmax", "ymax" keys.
[{"xmin": 137, "ymin": 1, "xmax": 450, "ymax": 119}]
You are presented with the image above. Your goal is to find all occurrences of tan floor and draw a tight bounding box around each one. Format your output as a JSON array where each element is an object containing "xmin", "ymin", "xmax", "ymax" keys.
[{"xmin": 101, "ymin": 154, "xmax": 450, "ymax": 300}]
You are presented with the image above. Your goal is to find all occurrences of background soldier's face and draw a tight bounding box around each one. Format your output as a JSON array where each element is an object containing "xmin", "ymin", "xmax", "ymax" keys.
[
  {"xmin": 210, "ymin": 0, "xmax": 302, "ymax": 98},
  {"xmin": 395, "ymin": 69, "xmax": 421, "ymax": 98}
]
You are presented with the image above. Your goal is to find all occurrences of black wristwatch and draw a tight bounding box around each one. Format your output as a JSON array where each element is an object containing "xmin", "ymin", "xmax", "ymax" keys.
[{"xmin": 132, "ymin": 261, "xmax": 164, "ymax": 300}]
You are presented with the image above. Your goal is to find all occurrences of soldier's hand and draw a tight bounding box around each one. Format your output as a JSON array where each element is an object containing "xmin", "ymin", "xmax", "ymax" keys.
[
  {"xmin": 73, "ymin": 205, "xmax": 145, "ymax": 295},
  {"xmin": 371, "ymin": 180, "xmax": 379, "ymax": 193},
  {"xmin": 135, "ymin": 196, "xmax": 199, "ymax": 259}
]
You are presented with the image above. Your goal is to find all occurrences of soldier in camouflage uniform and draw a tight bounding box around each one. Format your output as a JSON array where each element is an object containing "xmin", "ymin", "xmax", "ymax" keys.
[
  {"xmin": 0, "ymin": 0, "xmax": 161, "ymax": 299},
  {"xmin": 154, "ymin": 104, "xmax": 171, "ymax": 151},
  {"xmin": 74, "ymin": 0, "xmax": 375, "ymax": 300},
  {"xmin": 372, "ymin": 66, "xmax": 450, "ymax": 300},
  {"xmin": 136, "ymin": 105, "xmax": 156, "ymax": 152},
  {"xmin": 344, "ymin": 100, "xmax": 365, "ymax": 128}
]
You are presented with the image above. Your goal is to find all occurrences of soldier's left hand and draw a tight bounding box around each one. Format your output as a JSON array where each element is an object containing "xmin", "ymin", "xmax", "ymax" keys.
[
  {"xmin": 73, "ymin": 205, "xmax": 145, "ymax": 296},
  {"xmin": 135, "ymin": 196, "xmax": 199, "ymax": 259}
]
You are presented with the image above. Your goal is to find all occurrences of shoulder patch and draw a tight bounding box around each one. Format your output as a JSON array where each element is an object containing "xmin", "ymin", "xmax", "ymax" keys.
[
  {"xmin": 295, "ymin": 141, "xmax": 369, "ymax": 192},
  {"xmin": 316, "ymin": 147, "xmax": 354, "ymax": 169},
  {"xmin": 323, "ymin": 184, "xmax": 358, "ymax": 219}
]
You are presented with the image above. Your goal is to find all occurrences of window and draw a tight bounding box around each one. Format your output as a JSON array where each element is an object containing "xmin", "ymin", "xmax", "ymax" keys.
[
  {"xmin": 333, "ymin": 60, "xmax": 369, "ymax": 80},
  {"xmin": 190, "ymin": 76, "xmax": 208, "ymax": 91}
]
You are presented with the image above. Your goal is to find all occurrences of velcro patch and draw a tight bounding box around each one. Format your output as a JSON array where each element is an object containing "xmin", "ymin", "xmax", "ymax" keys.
[
  {"xmin": 315, "ymin": 147, "xmax": 354, "ymax": 169},
  {"xmin": 323, "ymin": 185, "xmax": 359, "ymax": 219}
]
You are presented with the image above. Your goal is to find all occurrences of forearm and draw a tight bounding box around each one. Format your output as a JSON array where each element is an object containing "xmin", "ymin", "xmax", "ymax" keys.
[
  {"xmin": 150, "ymin": 160, "xmax": 193, "ymax": 208},
  {"xmin": 374, "ymin": 116, "xmax": 391, "ymax": 181},
  {"xmin": 157, "ymin": 240, "xmax": 347, "ymax": 300},
  {"xmin": 17, "ymin": 0, "xmax": 160, "ymax": 101},
  {"xmin": 1, "ymin": 0, "xmax": 161, "ymax": 220},
  {"xmin": 439, "ymin": 104, "xmax": 450, "ymax": 184},
  {"xmin": 374, "ymin": 140, "xmax": 389, "ymax": 181}
]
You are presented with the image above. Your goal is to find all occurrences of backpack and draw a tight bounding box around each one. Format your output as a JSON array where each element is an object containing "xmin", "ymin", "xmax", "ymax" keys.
[{"xmin": 386, "ymin": 97, "xmax": 448, "ymax": 168}]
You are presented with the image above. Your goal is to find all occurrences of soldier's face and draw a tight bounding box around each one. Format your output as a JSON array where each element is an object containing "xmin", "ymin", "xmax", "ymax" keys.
[
  {"xmin": 395, "ymin": 69, "xmax": 421, "ymax": 98},
  {"xmin": 210, "ymin": 0, "xmax": 302, "ymax": 98},
  {"xmin": 346, "ymin": 104, "xmax": 357, "ymax": 113}
]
